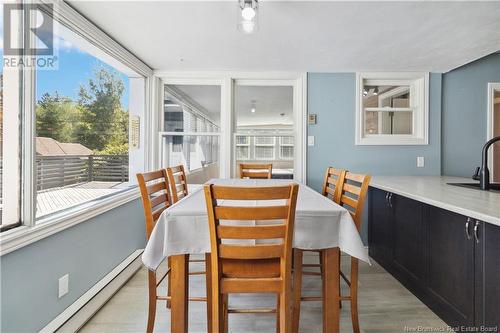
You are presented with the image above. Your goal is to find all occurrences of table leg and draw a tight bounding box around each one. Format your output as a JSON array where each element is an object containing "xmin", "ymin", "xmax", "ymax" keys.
[
  {"xmin": 171, "ymin": 254, "xmax": 189, "ymax": 333},
  {"xmin": 321, "ymin": 247, "xmax": 340, "ymax": 333}
]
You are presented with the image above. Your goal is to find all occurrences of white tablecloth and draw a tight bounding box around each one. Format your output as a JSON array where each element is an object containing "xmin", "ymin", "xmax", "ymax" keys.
[{"xmin": 142, "ymin": 179, "xmax": 370, "ymax": 270}]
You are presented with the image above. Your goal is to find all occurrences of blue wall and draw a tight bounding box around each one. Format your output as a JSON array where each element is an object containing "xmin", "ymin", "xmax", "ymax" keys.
[
  {"xmin": 307, "ymin": 72, "xmax": 442, "ymax": 190},
  {"xmin": 306, "ymin": 73, "xmax": 442, "ymax": 242},
  {"xmin": 442, "ymin": 53, "xmax": 500, "ymax": 177},
  {"xmin": 0, "ymin": 199, "xmax": 145, "ymax": 333}
]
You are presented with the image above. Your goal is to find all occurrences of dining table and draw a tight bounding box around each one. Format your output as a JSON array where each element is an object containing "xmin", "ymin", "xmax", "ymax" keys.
[{"xmin": 142, "ymin": 178, "xmax": 370, "ymax": 333}]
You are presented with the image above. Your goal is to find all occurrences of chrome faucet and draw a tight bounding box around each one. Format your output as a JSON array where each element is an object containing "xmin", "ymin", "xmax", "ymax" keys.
[{"xmin": 472, "ymin": 136, "xmax": 500, "ymax": 190}]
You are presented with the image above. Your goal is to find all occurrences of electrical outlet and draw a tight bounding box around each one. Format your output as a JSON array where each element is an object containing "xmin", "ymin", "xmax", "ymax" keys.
[
  {"xmin": 308, "ymin": 136, "xmax": 315, "ymax": 146},
  {"xmin": 58, "ymin": 274, "xmax": 69, "ymax": 298},
  {"xmin": 417, "ymin": 156, "xmax": 425, "ymax": 168}
]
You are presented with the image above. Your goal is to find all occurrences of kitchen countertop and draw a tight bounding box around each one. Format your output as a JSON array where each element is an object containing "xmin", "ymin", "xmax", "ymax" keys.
[{"xmin": 370, "ymin": 176, "xmax": 500, "ymax": 227}]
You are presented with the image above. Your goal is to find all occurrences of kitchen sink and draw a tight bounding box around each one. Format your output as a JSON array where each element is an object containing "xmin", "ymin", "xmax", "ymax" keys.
[{"xmin": 447, "ymin": 182, "xmax": 500, "ymax": 192}]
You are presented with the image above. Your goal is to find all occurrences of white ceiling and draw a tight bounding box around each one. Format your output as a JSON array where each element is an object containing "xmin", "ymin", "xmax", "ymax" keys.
[
  {"xmin": 68, "ymin": 1, "xmax": 500, "ymax": 73},
  {"xmin": 167, "ymin": 84, "xmax": 222, "ymax": 124},
  {"xmin": 235, "ymin": 85, "xmax": 293, "ymax": 126}
]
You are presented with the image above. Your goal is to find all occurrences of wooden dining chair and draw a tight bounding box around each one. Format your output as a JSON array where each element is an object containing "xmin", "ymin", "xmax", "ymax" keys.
[
  {"xmin": 166, "ymin": 165, "xmax": 188, "ymax": 202},
  {"xmin": 292, "ymin": 167, "xmax": 346, "ymax": 332},
  {"xmin": 137, "ymin": 169, "xmax": 174, "ymax": 333},
  {"xmin": 166, "ymin": 164, "xmax": 210, "ymax": 306},
  {"xmin": 204, "ymin": 183, "xmax": 299, "ymax": 333},
  {"xmin": 137, "ymin": 169, "xmax": 212, "ymax": 333},
  {"xmin": 292, "ymin": 171, "xmax": 370, "ymax": 333},
  {"xmin": 336, "ymin": 172, "xmax": 371, "ymax": 333},
  {"xmin": 239, "ymin": 163, "xmax": 273, "ymax": 179}
]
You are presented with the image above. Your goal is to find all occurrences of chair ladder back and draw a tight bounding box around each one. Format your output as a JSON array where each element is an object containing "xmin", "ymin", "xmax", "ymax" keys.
[
  {"xmin": 239, "ymin": 163, "xmax": 273, "ymax": 179},
  {"xmin": 204, "ymin": 184, "xmax": 298, "ymax": 283},
  {"xmin": 137, "ymin": 169, "xmax": 173, "ymax": 239},
  {"xmin": 339, "ymin": 172, "xmax": 371, "ymax": 231},
  {"xmin": 166, "ymin": 165, "xmax": 189, "ymax": 203},
  {"xmin": 321, "ymin": 167, "xmax": 346, "ymax": 204}
]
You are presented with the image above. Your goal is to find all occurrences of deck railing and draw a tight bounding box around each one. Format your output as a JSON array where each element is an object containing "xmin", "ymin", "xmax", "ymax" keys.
[{"xmin": 36, "ymin": 154, "xmax": 128, "ymax": 191}]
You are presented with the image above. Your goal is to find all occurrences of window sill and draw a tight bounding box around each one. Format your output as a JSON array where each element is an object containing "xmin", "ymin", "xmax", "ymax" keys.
[
  {"xmin": 355, "ymin": 136, "xmax": 428, "ymax": 146},
  {"xmin": 0, "ymin": 187, "xmax": 140, "ymax": 256}
]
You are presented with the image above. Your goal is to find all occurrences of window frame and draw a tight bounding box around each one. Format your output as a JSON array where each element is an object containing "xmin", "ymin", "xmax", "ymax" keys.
[
  {"xmin": 355, "ymin": 72, "xmax": 429, "ymax": 145},
  {"xmin": 279, "ymin": 136, "xmax": 294, "ymax": 160},
  {"xmin": 254, "ymin": 136, "xmax": 276, "ymax": 160},
  {"xmin": 0, "ymin": 1, "xmax": 154, "ymax": 256},
  {"xmin": 235, "ymin": 135, "xmax": 250, "ymax": 160},
  {"xmin": 161, "ymin": 81, "xmax": 222, "ymax": 174}
]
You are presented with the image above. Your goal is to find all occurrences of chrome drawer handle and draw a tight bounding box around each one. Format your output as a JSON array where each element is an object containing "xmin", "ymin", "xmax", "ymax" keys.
[
  {"xmin": 473, "ymin": 221, "xmax": 480, "ymax": 244},
  {"xmin": 465, "ymin": 218, "xmax": 472, "ymax": 240}
]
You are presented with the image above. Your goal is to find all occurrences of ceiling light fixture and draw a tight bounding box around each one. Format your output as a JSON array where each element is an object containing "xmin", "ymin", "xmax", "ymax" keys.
[
  {"xmin": 373, "ymin": 87, "xmax": 379, "ymax": 96},
  {"xmin": 363, "ymin": 88, "xmax": 369, "ymax": 96},
  {"xmin": 251, "ymin": 107, "xmax": 256, "ymax": 113},
  {"xmin": 238, "ymin": 0, "xmax": 259, "ymax": 34}
]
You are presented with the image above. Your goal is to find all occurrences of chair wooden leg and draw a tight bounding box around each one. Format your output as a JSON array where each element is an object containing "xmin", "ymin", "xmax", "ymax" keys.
[
  {"xmin": 292, "ymin": 249, "xmax": 303, "ymax": 333},
  {"xmin": 276, "ymin": 294, "xmax": 280, "ymax": 333},
  {"xmin": 338, "ymin": 251, "xmax": 342, "ymax": 309},
  {"xmin": 222, "ymin": 294, "xmax": 229, "ymax": 333},
  {"xmin": 350, "ymin": 257, "xmax": 360, "ymax": 333},
  {"xmin": 147, "ymin": 270, "xmax": 157, "ymax": 333},
  {"xmin": 279, "ymin": 289, "xmax": 291, "ymax": 333},
  {"xmin": 167, "ymin": 256, "xmax": 172, "ymax": 309},
  {"xmin": 205, "ymin": 253, "xmax": 212, "ymax": 333}
]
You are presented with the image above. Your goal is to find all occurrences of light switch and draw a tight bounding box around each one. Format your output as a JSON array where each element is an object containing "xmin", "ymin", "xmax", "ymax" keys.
[
  {"xmin": 417, "ymin": 156, "xmax": 425, "ymax": 168},
  {"xmin": 308, "ymin": 136, "xmax": 315, "ymax": 146},
  {"xmin": 59, "ymin": 274, "xmax": 69, "ymax": 298}
]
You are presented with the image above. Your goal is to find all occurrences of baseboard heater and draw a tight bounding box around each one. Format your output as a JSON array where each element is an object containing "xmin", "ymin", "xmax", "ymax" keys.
[{"xmin": 40, "ymin": 249, "xmax": 144, "ymax": 333}]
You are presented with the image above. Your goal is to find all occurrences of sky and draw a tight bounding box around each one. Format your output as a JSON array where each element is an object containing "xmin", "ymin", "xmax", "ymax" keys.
[
  {"xmin": 36, "ymin": 48, "xmax": 130, "ymax": 109},
  {"xmin": 0, "ymin": 5, "xmax": 130, "ymax": 109}
]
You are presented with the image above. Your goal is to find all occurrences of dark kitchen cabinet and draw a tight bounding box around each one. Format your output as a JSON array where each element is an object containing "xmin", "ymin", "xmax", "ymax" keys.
[
  {"xmin": 368, "ymin": 188, "xmax": 393, "ymax": 267},
  {"xmin": 475, "ymin": 221, "xmax": 500, "ymax": 328},
  {"xmin": 392, "ymin": 194, "xmax": 426, "ymax": 285},
  {"xmin": 368, "ymin": 188, "xmax": 426, "ymax": 286},
  {"xmin": 368, "ymin": 186, "xmax": 500, "ymax": 331},
  {"xmin": 427, "ymin": 206, "xmax": 475, "ymax": 327}
]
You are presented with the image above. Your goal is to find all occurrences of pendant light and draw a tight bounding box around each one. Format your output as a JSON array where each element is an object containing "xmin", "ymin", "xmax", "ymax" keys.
[{"xmin": 238, "ymin": 0, "xmax": 259, "ymax": 34}]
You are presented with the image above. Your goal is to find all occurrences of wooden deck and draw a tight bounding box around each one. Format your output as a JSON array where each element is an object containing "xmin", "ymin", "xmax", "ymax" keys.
[{"xmin": 36, "ymin": 181, "xmax": 126, "ymax": 218}]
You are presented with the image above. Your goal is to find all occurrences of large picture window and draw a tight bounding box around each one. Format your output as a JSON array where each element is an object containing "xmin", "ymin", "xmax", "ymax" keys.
[
  {"xmin": 1, "ymin": 3, "xmax": 150, "ymax": 234},
  {"xmin": 356, "ymin": 72, "xmax": 429, "ymax": 145},
  {"xmin": 34, "ymin": 22, "xmax": 140, "ymax": 220}
]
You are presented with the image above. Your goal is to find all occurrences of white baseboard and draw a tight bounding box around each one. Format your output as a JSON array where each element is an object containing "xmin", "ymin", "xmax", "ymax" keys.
[{"xmin": 40, "ymin": 249, "xmax": 144, "ymax": 333}]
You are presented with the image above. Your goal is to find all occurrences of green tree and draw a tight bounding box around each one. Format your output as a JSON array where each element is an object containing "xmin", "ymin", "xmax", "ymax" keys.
[
  {"xmin": 77, "ymin": 66, "xmax": 127, "ymax": 152},
  {"xmin": 36, "ymin": 92, "xmax": 76, "ymax": 142}
]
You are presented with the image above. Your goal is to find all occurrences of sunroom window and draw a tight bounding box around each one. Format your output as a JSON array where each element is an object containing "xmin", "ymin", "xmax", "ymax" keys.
[
  {"xmin": 356, "ymin": 72, "xmax": 429, "ymax": 145},
  {"xmin": 1, "ymin": 3, "xmax": 149, "ymax": 231},
  {"xmin": 34, "ymin": 21, "xmax": 145, "ymax": 221}
]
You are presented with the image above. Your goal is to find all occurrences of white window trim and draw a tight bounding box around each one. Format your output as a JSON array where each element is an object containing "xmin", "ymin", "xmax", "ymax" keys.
[
  {"xmin": 254, "ymin": 136, "xmax": 276, "ymax": 160},
  {"xmin": 487, "ymin": 82, "xmax": 500, "ymax": 180},
  {"xmin": 235, "ymin": 135, "xmax": 251, "ymax": 160},
  {"xmin": 279, "ymin": 137, "xmax": 294, "ymax": 160},
  {"xmin": 0, "ymin": 1, "xmax": 154, "ymax": 255},
  {"xmin": 156, "ymin": 72, "xmax": 307, "ymax": 182},
  {"xmin": 355, "ymin": 72, "xmax": 429, "ymax": 145},
  {"xmin": 0, "ymin": 187, "xmax": 140, "ymax": 256}
]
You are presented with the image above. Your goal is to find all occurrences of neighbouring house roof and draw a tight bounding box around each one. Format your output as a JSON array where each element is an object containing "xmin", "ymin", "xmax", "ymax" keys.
[{"xmin": 36, "ymin": 137, "xmax": 92, "ymax": 156}]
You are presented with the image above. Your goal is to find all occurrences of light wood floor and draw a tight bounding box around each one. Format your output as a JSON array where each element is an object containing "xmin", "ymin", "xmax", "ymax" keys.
[{"xmin": 80, "ymin": 253, "xmax": 446, "ymax": 333}]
